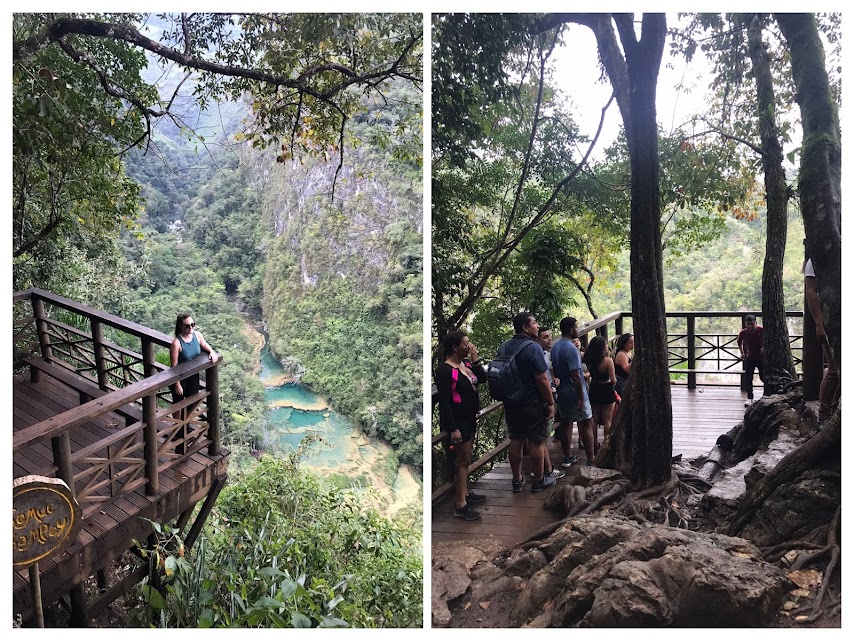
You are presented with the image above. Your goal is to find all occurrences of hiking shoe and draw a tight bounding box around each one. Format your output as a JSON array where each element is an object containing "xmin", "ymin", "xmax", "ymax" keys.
[
  {"xmin": 512, "ymin": 477, "xmax": 526, "ymax": 493},
  {"xmin": 466, "ymin": 491, "xmax": 486, "ymax": 504},
  {"xmin": 454, "ymin": 504, "xmax": 481, "ymax": 521},
  {"xmin": 561, "ymin": 455, "xmax": 579, "ymax": 467},
  {"xmin": 531, "ymin": 475, "xmax": 557, "ymax": 493},
  {"xmin": 530, "ymin": 468, "xmax": 566, "ymax": 479}
]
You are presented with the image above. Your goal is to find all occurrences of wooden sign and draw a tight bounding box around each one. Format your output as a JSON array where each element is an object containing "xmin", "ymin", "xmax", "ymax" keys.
[{"xmin": 13, "ymin": 475, "xmax": 81, "ymax": 568}]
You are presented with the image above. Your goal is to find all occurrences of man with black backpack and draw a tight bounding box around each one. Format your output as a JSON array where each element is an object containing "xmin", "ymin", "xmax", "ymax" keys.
[{"xmin": 488, "ymin": 312, "xmax": 556, "ymax": 493}]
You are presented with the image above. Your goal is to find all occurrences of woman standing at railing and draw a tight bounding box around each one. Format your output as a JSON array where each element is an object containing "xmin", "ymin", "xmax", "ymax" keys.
[
  {"xmin": 583, "ymin": 335, "xmax": 617, "ymax": 448},
  {"xmin": 613, "ymin": 333, "xmax": 634, "ymax": 398},
  {"xmin": 435, "ymin": 330, "xmax": 487, "ymax": 521},
  {"xmin": 171, "ymin": 313, "xmax": 221, "ymax": 404}
]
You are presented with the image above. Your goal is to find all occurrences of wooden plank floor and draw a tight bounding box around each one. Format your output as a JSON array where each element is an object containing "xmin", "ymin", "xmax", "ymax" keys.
[
  {"xmin": 433, "ymin": 385, "xmax": 754, "ymax": 550},
  {"xmin": 12, "ymin": 372, "xmax": 229, "ymax": 621}
]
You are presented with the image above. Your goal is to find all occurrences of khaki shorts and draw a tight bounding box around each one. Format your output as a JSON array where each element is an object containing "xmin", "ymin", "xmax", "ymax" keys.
[{"xmin": 504, "ymin": 403, "xmax": 550, "ymax": 443}]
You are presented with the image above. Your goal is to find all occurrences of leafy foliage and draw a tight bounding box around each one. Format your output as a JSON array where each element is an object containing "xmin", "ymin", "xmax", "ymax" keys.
[{"xmin": 132, "ymin": 456, "xmax": 422, "ymax": 628}]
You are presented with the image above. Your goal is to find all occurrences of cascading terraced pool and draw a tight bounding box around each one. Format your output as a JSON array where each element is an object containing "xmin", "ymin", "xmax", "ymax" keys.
[{"xmin": 259, "ymin": 346, "xmax": 383, "ymax": 468}]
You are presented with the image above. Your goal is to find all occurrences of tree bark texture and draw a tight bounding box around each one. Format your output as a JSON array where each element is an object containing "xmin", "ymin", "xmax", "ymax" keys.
[
  {"xmin": 585, "ymin": 14, "xmax": 673, "ymax": 488},
  {"xmin": 746, "ymin": 15, "xmax": 795, "ymax": 393},
  {"xmin": 774, "ymin": 14, "xmax": 841, "ymax": 382}
]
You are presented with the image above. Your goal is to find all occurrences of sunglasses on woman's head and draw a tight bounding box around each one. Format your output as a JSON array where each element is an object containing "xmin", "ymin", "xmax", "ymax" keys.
[{"xmin": 184, "ymin": 322, "xmax": 196, "ymax": 329}]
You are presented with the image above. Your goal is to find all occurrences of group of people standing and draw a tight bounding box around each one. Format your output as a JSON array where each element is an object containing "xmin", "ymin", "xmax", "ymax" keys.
[{"xmin": 435, "ymin": 312, "xmax": 634, "ymax": 521}]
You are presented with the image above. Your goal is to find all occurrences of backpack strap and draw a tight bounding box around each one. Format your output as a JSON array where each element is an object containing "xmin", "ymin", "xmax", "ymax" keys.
[{"xmin": 503, "ymin": 338, "xmax": 535, "ymax": 360}]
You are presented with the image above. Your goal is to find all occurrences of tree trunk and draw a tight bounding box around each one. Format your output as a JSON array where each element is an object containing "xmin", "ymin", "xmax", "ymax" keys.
[
  {"xmin": 584, "ymin": 14, "xmax": 672, "ymax": 488},
  {"xmin": 774, "ymin": 14, "xmax": 841, "ymax": 381},
  {"xmin": 746, "ymin": 14, "xmax": 795, "ymax": 393}
]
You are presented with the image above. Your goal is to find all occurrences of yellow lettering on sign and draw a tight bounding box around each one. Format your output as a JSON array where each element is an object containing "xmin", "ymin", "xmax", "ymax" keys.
[{"xmin": 12, "ymin": 502, "xmax": 56, "ymax": 530}]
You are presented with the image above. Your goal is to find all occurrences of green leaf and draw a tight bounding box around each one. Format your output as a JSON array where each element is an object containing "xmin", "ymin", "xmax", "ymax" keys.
[
  {"xmin": 319, "ymin": 615, "xmax": 349, "ymax": 627},
  {"xmin": 141, "ymin": 585, "xmax": 165, "ymax": 610},
  {"xmin": 291, "ymin": 612, "xmax": 313, "ymax": 628},
  {"xmin": 254, "ymin": 596, "xmax": 286, "ymax": 609}
]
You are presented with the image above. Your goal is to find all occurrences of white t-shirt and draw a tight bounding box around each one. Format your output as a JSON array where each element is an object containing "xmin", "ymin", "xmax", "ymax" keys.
[{"xmin": 805, "ymin": 258, "xmax": 815, "ymax": 278}]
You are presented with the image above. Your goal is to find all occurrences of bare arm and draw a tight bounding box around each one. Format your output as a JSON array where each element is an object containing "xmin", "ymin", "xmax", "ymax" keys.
[
  {"xmin": 569, "ymin": 369, "xmax": 585, "ymax": 409},
  {"xmin": 615, "ymin": 350, "xmax": 631, "ymax": 373},
  {"xmin": 606, "ymin": 357, "xmax": 616, "ymax": 385},
  {"xmin": 195, "ymin": 331, "xmax": 220, "ymax": 363},
  {"xmin": 534, "ymin": 371, "xmax": 555, "ymax": 419}
]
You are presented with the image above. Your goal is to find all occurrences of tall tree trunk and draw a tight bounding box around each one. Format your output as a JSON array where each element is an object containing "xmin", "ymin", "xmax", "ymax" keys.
[
  {"xmin": 579, "ymin": 13, "xmax": 672, "ymax": 488},
  {"xmin": 746, "ymin": 14, "xmax": 795, "ymax": 393},
  {"xmin": 775, "ymin": 13, "xmax": 841, "ymax": 393}
]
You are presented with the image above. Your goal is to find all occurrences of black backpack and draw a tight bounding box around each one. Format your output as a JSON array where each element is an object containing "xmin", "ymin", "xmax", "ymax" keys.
[{"xmin": 487, "ymin": 339, "xmax": 534, "ymax": 403}]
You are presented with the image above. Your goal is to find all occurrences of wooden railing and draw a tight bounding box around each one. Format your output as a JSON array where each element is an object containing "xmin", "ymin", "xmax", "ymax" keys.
[
  {"xmin": 13, "ymin": 288, "xmax": 222, "ymax": 517},
  {"xmin": 431, "ymin": 310, "xmax": 804, "ymax": 500}
]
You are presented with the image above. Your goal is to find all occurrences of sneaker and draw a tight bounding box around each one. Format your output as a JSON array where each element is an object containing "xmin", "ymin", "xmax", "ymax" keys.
[
  {"xmin": 454, "ymin": 504, "xmax": 482, "ymax": 521},
  {"xmin": 548, "ymin": 468, "xmax": 566, "ymax": 480},
  {"xmin": 531, "ymin": 475, "xmax": 557, "ymax": 493},
  {"xmin": 561, "ymin": 455, "xmax": 579, "ymax": 467},
  {"xmin": 512, "ymin": 477, "xmax": 526, "ymax": 493},
  {"xmin": 744, "ymin": 399, "xmax": 753, "ymax": 407},
  {"xmin": 466, "ymin": 491, "xmax": 486, "ymax": 504}
]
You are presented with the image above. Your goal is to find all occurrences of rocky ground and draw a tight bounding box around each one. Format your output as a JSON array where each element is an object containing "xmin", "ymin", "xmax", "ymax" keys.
[{"xmin": 433, "ymin": 393, "xmax": 841, "ymax": 628}]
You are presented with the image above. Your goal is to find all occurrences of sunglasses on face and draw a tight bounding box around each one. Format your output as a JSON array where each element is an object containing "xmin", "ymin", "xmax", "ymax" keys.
[{"xmin": 184, "ymin": 322, "xmax": 196, "ymax": 329}]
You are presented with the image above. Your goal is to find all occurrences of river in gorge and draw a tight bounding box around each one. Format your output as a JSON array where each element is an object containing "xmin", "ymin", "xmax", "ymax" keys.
[{"xmin": 253, "ymin": 334, "xmax": 421, "ymax": 518}]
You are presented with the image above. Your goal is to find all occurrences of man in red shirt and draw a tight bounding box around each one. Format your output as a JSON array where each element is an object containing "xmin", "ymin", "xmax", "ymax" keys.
[{"xmin": 738, "ymin": 314, "xmax": 764, "ymax": 406}]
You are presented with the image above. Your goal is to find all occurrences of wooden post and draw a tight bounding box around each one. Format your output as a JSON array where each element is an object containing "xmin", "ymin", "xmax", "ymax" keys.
[
  {"xmin": 141, "ymin": 338, "xmax": 156, "ymax": 378},
  {"xmin": 69, "ymin": 584, "xmax": 88, "ymax": 627},
  {"xmin": 91, "ymin": 320, "xmax": 109, "ymax": 391},
  {"xmin": 687, "ymin": 315, "xmax": 696, "ymax": 390},
  {"xmin": 29, "ymin": 565, "xmax": 44, "ymax": 627},
  {"xmin": 32, "ymin": 296, "xmax": 53, "ymax": 362},
  {"xmin": 143, "ymin": 392, "xmax": 159, "ymax": 495},
  {"xmin": 207, "ymin": 363, "xmax": 221, "ymax": 456},
  {"xmin": 51, "ymin": 433, "xmax": 75, "ymax": 499},
  {"xmin": 615, "ymin": 314, "xmax": 624, "ymax": 337}
]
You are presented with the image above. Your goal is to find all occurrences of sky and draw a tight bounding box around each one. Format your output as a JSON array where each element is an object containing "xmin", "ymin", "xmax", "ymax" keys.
[{"xmin": 551, "ymin": 18, "xmax": 713, "ymax": 158}]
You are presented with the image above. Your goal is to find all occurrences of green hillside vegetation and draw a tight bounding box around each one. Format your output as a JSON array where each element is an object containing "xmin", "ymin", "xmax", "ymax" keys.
[
  {"xmin": 131, "ymin": 455, "xmax": 421, "ymax": 628},
  {"xmin": 258, "ymin": 86, "xmax": 423, "ymax": 468}
]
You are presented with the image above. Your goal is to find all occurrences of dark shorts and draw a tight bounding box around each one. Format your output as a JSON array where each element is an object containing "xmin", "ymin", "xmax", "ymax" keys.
[{"xmin": 505, "ymin": 402, "xmax": 549, "ymax": 443}]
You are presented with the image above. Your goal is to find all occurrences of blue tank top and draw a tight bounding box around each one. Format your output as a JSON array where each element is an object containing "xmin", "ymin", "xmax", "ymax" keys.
[{"xmin": 178, "ymin": 332, "xmax": 201, "ymax": 363}]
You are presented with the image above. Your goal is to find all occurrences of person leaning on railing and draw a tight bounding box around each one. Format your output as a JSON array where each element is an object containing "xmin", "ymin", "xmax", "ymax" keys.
[
  {"xmin": 170, "ymin": 313, "xmax": 221, "ymax": 430},
  {"xmin": 435, "ymin": 330, "xmax": 487, "ymax": 521}
]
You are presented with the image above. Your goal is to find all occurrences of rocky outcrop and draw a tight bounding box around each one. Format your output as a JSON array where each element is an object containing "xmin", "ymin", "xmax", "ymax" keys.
[{"xmin": 461, "ymin": 516, "xmax": 793, "ymax": 627}]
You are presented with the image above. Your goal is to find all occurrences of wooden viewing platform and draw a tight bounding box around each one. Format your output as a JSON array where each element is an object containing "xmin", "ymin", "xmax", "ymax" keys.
[
  {"xmin": 432, "ymin": 385, "xmax": 753, "ymax": 549},
  {"xmin": 432, "ymin": 309, "xmax": 810, "ymax": 551},
  {"xmin": 12, "ymin": 289, "xmax": 229, "ymax": 626}
]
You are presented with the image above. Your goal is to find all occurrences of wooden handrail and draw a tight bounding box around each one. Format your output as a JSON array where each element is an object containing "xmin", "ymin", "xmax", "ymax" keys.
[
  {"xmin": 13, "ymin": 354, "xmax": 218, "ymax": 452},
  {"xmin": 14, "ymin": 288, "xmax": 174, "ymax": 348}
]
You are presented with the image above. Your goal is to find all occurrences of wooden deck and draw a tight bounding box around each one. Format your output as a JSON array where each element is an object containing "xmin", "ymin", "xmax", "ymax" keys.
[
  {"xmin": 432, "ymin": 385, "xmax": 753, "ymax": 549},
  {"xmin": 12, "ymin": 370, "xmax": 229, "ymax": 622}
]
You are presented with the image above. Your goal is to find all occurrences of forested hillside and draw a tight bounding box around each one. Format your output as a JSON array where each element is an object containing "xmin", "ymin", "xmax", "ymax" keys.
[{"xmin": 253, "ymin": 86, "xmax": 423, "ymax": 468}]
